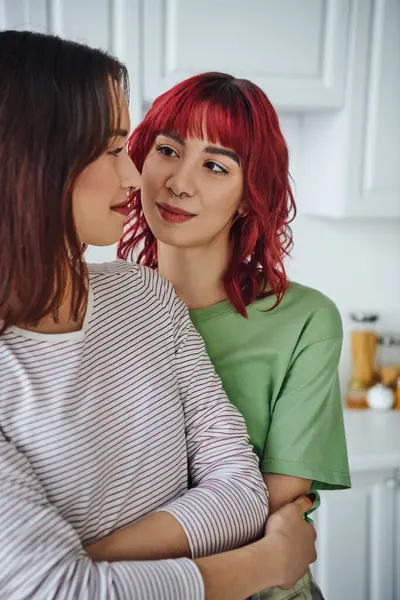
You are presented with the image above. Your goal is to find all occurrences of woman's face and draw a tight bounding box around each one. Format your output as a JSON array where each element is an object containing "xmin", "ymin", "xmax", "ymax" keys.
[
  {"xmin": 72, "ymin": 90, "xmax": 141, "ymax": 247},
  {"xmin": 141, "ymin": 132, "xmax": 244, "ymax": 248}
]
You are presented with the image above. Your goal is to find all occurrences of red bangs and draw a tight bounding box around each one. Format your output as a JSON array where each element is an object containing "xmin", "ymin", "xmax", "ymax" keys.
[
  {"xmin": 119, "ymin": 72, "xmax": 295, "ymax": 317},
  {"xmin": 143, "ymin": 86, "xmax": 252, "ymax": 166}
]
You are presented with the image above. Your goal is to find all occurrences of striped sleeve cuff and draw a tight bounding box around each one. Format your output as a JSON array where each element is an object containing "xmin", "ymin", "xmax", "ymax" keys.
[{"xmin": 158, "ymin": 481, "xmax": 266, "ymax": 559}]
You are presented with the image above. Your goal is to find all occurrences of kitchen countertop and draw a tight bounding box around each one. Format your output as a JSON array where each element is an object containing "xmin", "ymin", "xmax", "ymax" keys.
[{"xmin": 344, "ymin": 409, "xmax": 400, "ymax": 471}]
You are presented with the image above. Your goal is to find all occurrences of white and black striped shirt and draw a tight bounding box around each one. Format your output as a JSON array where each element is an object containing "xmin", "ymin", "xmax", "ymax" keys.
[{"xmin": 0, "ymin": 261, "xmax": 268, "ymax": 600}]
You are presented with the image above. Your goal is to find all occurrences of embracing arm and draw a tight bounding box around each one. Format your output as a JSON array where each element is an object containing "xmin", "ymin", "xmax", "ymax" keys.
[
  {"xmin": 87, "ymin": 271, "xmax": 268, "ymax": 563},
  {"xmin": 0, "ymin": 431, "xmax": 203, "ymax": 600},
  {"xmin": 154, "ymin": 288, "xmax": 269, "ymax": 557},
  {"xmin": 0, "ymin": 429, "xmax": 315, "ymax": 600}
]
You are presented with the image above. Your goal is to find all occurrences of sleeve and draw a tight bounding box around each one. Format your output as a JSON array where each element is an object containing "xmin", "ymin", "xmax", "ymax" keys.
[
  {"xmin": 158, "ymin": 294, "xmax": 269, "ymax": 559},
  {"xmin": 0, "ymin": 432, "xmax": 204, "ymax": 600},
  {"xmin": 260, "ymin": 306, "xmax": 351, "ymax": 491}
]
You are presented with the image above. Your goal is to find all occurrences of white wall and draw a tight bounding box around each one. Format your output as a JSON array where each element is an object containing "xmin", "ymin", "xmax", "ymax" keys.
[
  {"xmin": 280, "ymin": 115, "xmax": 400, "ymax": 389},
  {"xmin": 86, "ymin": 113, "xmax": 400, "ymax": 391}
]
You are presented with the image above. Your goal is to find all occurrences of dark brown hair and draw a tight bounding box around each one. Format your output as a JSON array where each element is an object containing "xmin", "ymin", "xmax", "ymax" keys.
[{"xmin": 0, "ymin": 30, "xmax": 128, "ymax": 332}]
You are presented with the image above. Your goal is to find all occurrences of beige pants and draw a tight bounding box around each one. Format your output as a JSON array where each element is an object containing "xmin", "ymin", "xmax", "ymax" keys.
[{"xmin": 251, "ymin": 570, "xmax": 324, "ymax": 600}]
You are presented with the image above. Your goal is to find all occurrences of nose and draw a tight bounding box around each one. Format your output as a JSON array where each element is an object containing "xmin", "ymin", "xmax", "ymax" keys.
[
  {"xmin": 166, "ymin": 162, "xmax": 195, "ymax": 198},
  {"xmin": 120, "ymin": 149, "xmax": 142, "ymax": 192}
]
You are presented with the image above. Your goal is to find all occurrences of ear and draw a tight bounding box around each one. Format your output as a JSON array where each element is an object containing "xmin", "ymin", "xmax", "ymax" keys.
[{"xmin": 238, "ymin": 202, "xmax": 248, "ymax": 217}]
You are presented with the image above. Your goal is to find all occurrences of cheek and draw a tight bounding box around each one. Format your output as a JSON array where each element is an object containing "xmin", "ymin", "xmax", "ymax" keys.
[
  {"xmin": 142, "ymin": 157, "xmax": 169, "ymax": 195},
  {"xmin": 76, "ymin": 160, "xmax": 118, "ymax": 200},
  {"xmin": 205, "ymin": 184, "xmax": 242, "ymax": 220},
  {"xmin": 94, "ymin": 164, "xmax": 119, "ymax": 196}
]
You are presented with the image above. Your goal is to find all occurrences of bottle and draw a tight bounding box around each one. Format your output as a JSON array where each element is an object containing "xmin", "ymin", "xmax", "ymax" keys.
[
  {"xmin": 377, "ymin": 335, "xmax": 400, "ymax": 386},
  {"xmin": 346, "ymin": 313, "xmax": 379, "ymax": 409},
  {"xmin": 396, "ymin": 377, "xmax": 400, "ymax": 410}
]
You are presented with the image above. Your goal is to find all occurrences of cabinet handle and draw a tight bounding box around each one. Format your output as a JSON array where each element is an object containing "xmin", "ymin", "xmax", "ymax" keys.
[{"xmin": 385, "ymin": 477, "xmax": 400, "ymax": 489}]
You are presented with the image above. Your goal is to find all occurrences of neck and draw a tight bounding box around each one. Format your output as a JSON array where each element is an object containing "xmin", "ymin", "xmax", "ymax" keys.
[{"xmin": 158, "ymin": 236, "xmax": 230, "ymax": 310}]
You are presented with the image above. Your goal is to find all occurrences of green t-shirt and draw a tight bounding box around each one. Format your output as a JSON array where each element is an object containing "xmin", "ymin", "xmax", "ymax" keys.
[{"xmin": 190, "ymin": 282, "xmax": 351, "ymax": 491}]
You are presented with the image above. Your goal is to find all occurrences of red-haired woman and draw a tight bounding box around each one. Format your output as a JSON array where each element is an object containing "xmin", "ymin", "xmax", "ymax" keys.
[
  {"xmin": 0, "ymin": 34, "xmax": 317, "ymax": 599},
  {"xmin": 119, "ymin": 72, "xmax": 351, "ymax": 600}
]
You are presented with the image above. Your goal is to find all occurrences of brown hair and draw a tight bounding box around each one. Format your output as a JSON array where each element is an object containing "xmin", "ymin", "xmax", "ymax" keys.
[{"xmin": 0, "ymin": 30, "xmax": 128, "ymax": 332}]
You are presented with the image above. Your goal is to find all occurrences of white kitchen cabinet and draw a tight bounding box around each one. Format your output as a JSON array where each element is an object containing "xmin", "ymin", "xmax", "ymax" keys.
[
  {"xmin": 396, "ymin": 483, "xmax": 400, "ymax": 600},
  {"xmin": 300, "ymin": 0, "xmax": 400, "ymax": 219},
  {"xmin": 394, "ymin": 487, "xmax": 400, "ymax": 600},
  {"xmin": 0, "ymin": 0, "xmax": 142, "ymax": 127},
  {"xmin": 313, "ymin": 469, "xmax": 399, "ymax": 600},
  {"xmin": 311, "ymin": 411, "xmax": 400, "ymax": 600},
  {"xmin": 143, "ymin": 0, "xmax": 351, "ymax": 111}
]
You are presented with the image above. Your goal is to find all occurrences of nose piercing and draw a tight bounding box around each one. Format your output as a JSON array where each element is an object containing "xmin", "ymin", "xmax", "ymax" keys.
[{"xmin": 171, "ymin": 190, "xmax": 187, "ymax": 199}]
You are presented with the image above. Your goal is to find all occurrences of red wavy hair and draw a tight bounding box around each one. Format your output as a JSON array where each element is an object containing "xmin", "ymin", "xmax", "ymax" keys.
[{"xmin": 118, "ymin": 72, "xmax": 296, "ymax": 316}]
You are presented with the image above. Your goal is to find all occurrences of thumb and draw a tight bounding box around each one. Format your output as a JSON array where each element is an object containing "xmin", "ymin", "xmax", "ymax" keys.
[{"xmin": 293, "ymin": 495, "xmax": 313, "ymax": 515}]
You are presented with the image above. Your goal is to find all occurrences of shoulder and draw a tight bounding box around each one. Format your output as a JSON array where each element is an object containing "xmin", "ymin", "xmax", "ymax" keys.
[
  {"xmin": 283, "ymin": 281, "xmax": 343, "ymax": 344},
  {"xmin": 252, "ymin": 281, "xmax": 342, "ymax": 347},
  {"xmin": 87, "ymin": 261, "xmax": 189, "ymax": 334},
  {"xmin": 87, "ymin": 259, "xmax": 140, "ymax": 281},
  {"xmin": 87, "ymin": 261, "xmax": 176, "ymax": 315}
]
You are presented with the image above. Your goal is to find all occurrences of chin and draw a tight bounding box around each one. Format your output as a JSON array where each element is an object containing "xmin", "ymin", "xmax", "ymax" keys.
[
  {"xmin": 84, "ymin": 226, "xmax": 124, "ymax": 248},
  {"xmin": 156, "ymin": 229, "xmax": 201, "ymax": 249},
  {"xmin": 145, "ymin": 210, "xmax": 203, "ymax": 248}
]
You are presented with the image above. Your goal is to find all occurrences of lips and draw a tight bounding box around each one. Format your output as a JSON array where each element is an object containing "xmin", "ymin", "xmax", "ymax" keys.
[
  {"xmin": 156, "ymin": 202, "xmax": 196, "ymax": 224},
  {"xmin": 111, "ymin": 199, "xmax": 132, "ymax": 218},
  {"xmin": 157, "ymin": 203, "xmax": 195, "ymax": 217}
]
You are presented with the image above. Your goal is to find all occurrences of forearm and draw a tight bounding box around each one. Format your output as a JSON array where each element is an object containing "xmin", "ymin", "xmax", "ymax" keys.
[
  {"xmin": 263, "ymin": 473, "xmax": 311, "ymax": 514},
  {"xmin": 0, "ymin": 438, "xmax": 204, "ymax": 600},
  {"xmin": 86, "ymin": 511, "xmax": 190, "ymax": 561},
  {"xmin": 86, "ymin": 475, "xmax": 311, "ymax": 564},
  {"xmin": 195, "ymin": 537, "xmax": 283, "ymax": 600}
]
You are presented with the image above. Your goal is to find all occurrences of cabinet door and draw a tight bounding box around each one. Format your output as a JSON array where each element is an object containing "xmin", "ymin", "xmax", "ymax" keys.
[
  {"xmin": 396, "ymin": 473, "xmax": 400, "ymax": 600},
  {"xmin": 0, "ymin": 0, "xmax": 142, "ymax": 127},
  {"xmin": 300, "ymin": 0, "xmax": 400, "ymax": 218},
  {"xmin": 143, "ymin": 0, "xmax": 350, "ymax": 111},
  {"xmin": 348, "ymin": 0, "xmax": 400, "ymax": 218},
  {"xmin": 312, "ymin": 470, "xmax": 397, "ymax": 600}
]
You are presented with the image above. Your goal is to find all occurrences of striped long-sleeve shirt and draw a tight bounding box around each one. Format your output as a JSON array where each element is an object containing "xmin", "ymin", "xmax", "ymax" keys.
[{"xmin": 0, "ymin": 261, "xmax": 268, "ymax": 600}]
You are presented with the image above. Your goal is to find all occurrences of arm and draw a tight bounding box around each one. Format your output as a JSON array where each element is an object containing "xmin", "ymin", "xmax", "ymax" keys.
[
  {"xmin": 86, "ymin": 291, "xmax": 268, "ymax": 562},
  {"xmin": 196, "ymin": 495, "xmax": 317, "ymax": 599},
  {"xmin": 261, "ymin": 308, "xmax": 350, "ymax": 492},
  {"xmin": 86, "ymin": 474, "xmax": 312, "ymax": 561},
  {"xmin": 85, "ymin": 477, "xmax": 310, "ymax": 562},
  {"xmin": 263, "ymin": 473, "xmax": 311, "ymax": 514},
  {"xmin": 156, "ymin": 291, "xmax": 268, "ymax": 557},
  {"xmin": 85, "ymin": 473, "xmax": 311, "ymax": 564},
  {"xmin": 85, "ymin": 510, "xmax": 191, "ymax": 561},
  {"xmin": 0, "ymin": 430, "xmax": 316, "ymax": 599},
  {"xmin": 0, "ymin": 431, "xmax": 203, "ymax": 599}
]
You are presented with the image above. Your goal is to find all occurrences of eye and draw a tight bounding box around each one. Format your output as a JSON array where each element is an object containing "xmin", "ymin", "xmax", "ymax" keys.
[
  {"xmin": 204, "ymin": 161, "xmax": 228, "ymax": 175},
  {"xmin": 156, "ymin": 145, "xmax": 179, "ymax": 158},
  {"xmin": 108, "ymin": 147, "xmax": 124, "ymax": 157}
]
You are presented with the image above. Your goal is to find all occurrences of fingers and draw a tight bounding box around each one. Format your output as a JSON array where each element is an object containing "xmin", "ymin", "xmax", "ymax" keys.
[{"xmin": 292, "ymin": 495, "xmax": 313, "ymax": 514}]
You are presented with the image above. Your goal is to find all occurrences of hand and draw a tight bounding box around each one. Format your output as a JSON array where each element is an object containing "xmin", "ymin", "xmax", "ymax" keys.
[
  {"xmin": 263, "ymin": 495, "xmax": 317, "ymax": 590},
  {"xmin": 84, "ymin": 538, "xmax": 108, "ymax": 561}
]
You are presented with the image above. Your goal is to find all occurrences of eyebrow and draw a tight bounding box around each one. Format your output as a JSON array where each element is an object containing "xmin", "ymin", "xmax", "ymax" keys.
[
  {"xmin": 113, "ymin": 128, "xmax": 129, "ymax": 137},
  {"xmin": 159, "ymin": 131, "xmax": 240, "ymax": 166},
  {"xmin": 203, "ymin": 145, "xmax": 240, "ymax": 166}
]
